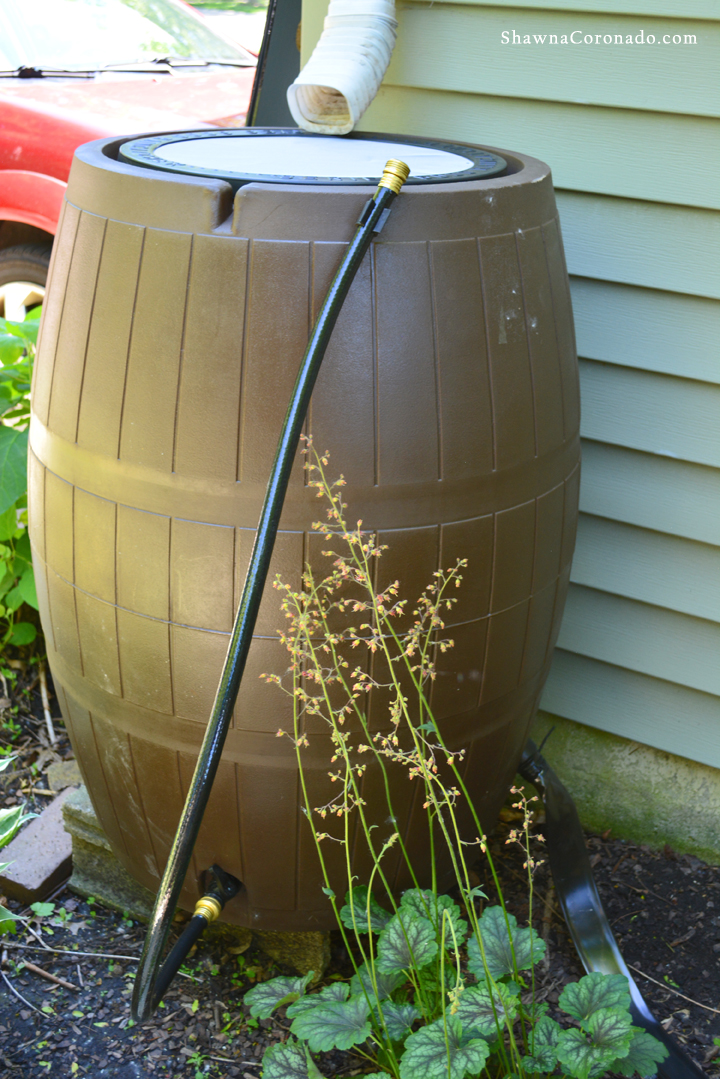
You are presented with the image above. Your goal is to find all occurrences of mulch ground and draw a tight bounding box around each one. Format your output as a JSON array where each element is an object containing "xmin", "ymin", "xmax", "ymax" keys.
[{"xmin": 1, "ymin": 658, "xmax": 719, "ymax": 1077}]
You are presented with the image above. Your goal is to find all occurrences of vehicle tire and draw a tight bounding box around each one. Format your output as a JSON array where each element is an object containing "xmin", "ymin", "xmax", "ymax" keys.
[{"xmin": 0, "ymin": 243, "xmax": 52, "ymax": 320}]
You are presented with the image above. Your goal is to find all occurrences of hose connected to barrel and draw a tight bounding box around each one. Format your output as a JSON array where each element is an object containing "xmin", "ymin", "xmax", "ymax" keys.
[{"xmin": 131, "ymin": 159, "xmax": 410, "ymax": 1021}]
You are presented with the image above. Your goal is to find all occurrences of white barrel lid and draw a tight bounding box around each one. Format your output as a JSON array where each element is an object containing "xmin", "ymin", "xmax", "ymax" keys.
[{"xmin": 118, "ymin": 129, "xmax": 507, "ymax": 189}]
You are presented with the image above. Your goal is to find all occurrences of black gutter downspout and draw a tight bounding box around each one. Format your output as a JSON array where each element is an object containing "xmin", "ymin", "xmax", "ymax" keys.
[{"xmin": 519, "ymin": 740, "xmax": 706, "ymax": 1079}]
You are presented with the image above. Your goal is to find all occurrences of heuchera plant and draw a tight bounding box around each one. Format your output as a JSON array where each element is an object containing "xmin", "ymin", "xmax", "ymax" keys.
[
  {"xmin": 248, "ymin": 893, "xmax": 666, "ymax": 1079},
  {"xmin": 244, "ymin": 444, "xmax": 667, "ymax": 1079}
]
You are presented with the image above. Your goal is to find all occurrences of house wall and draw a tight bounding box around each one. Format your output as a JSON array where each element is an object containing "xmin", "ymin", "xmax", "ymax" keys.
[{"xmin": 300, "ymin": 0, "xmax": 720, "ymax": 768}]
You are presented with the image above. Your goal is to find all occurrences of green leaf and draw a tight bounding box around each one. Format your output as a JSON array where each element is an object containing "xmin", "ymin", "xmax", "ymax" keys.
[
  {"xmin": 0, "ymin": 803, "xmax": 32, "ymax": 849},
  {"xmin": 587, "ymin": 1006, "xmax": 634, "ymax": 1054},
  {"xmin": 376, "ymin": 999, "xmax": 419, "ymax": 1041},
  {"xmin": 0, "ymin": 318, "xmax": 38, "ymax": 349},
  {"xmin": 608, "ymin": 1028, "xmax": 669, "ymax": 1077},
  {"xmin": 290, "ymin": 994, "xmax": 371, "ymax": 1052},
  {"xmin": 522, "ymin": 1015, "xmax": 562, "ymax": 1071},
  {"xmin": 376, "ymin": 911, "xmax": 438, "ymax": 974},
  {"xmin": 467, "ymin": 905, "xmax": 545, "ymax": 980},
  {"xmin": 559, "ymin": 973, "xmax": 632, "ymax": 1025},
  {"xmin": 244, "ymin": 972, "xmax": 313, "ymax": 1019},
  {"xmin": 25, "ymin": 306, "xmax": 42, "ymax": 322},
  {"xmin": 16, "ymin": 568, "xmax": 37, "ymax": 611},
  {"xmin": 0, "ymin": 755, "xmax": 16, "ymax": 772},
  {"xmin": 4, "ymin": 585, "xmax": 25, "ymax": 613},
  {"xmin": 0, "ymin": 336, "xmax": 23, "ymax": 366},
  {"xmin": 0, "ymin": 905, "xmax": 18, "ymax": 936},
  {"xmin": 31, "ymin": 902, "xmax": 55, "ymax": 918},
  {"xmin": 350, "ymin": 963, "xmax": 405, "ymax": 1001},
  {"xmin": 0, "ymin": 505, "xmax": 17, "ymax": 541},
  {"xmin": 261, "ymin": 1038, "xmax": 323, "ymax": 1079},
  {"xmin": 15, "ymin": 530, "xmax": 31, "ymax": 563},
  {"xmin": 399, "ymin": 890, "xmax": 468, "ymax": 944},
  {"xmin": 0, "ymin": 427, "xmax": 28, "ymax": 516},
  {"xmin": 556, "ymin": 1027, "xmax": 616, "ymax": 1079},
  {"xmin": 286, "ymin": 981, "xmax": 349, "ymax": 1018},
  {"xmin": 454, "ymin": 980, "xmax": 518, "ymax": 1038},
  {"xmin": 400, "ymin": 1017, "xmax": 490, "ymax": 1079},
  {"xmin": 8, "ymin": 621, "xmax": 36, "ymax": 645},
  {"xmin": 0, "ymin": 391, "xmax": 16, "ymax": 419},
  {"xmin": 556, "ymin": 1008, "xmax": 633, "ymax": 1079},
  {"xmin": 340, "ymin": 886, "xmax": 392, "ymax": 934}
]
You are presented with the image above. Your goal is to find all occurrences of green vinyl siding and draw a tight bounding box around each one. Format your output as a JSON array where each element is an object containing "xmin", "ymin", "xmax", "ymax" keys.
[
  {"xmin": 383, "ymin": 6, "xmax": 718, "ymax": 117},
  {"xmin": 301, "ymin": 0, "xmax": 720, "ymax": 768},
  {"xmin": 556, "ymin": 194, "xmax": 720, "ymax": 297},
  {"xmin": 572, "ymin": 516, "xmax": 720, "ymax": 623},
  {"xmin": 571, "ymin": 280, "xmax": 720, "ymax": 383},
  {"xmin": 542, "ymin": 652, "xmax": 720, "ymax": 769},
  {"xmin": 420, "ymin": 1, "xmax": 717, "ymax": 18},
  {"xmin": 358, "ymin": 89, "xmax": 718, "ymax": 209},
  {"xmin": 579, "ymin": 443, "xmax": 720, "ymax": 547},
  {"xmin": 558, "ymin": 586, "xmax": 720, "ymax": 697},
  {"xmin": 579, "ymin": 361, "xmax": 720, "ymax": 468}
]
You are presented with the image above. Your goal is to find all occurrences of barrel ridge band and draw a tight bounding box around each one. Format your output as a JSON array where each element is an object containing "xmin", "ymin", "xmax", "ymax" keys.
[{"xmin": 519, "ymin": 740, "xmax": 706, "ymax": 1079}]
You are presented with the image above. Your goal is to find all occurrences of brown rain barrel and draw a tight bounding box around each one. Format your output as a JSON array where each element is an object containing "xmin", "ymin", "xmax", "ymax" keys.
[{"xmin": 28, "ymin": 130, "xmax": 579, "ymax": 931}]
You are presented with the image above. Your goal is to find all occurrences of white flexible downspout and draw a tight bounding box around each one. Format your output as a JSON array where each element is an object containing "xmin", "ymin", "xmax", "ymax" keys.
[{"xmin": 287, "ymin": 0, "xmax": 397, "ymax": 135}]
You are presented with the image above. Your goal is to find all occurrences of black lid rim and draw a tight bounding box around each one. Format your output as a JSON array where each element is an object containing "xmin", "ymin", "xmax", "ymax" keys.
[{"xmin": 117, "ymin": 127, "xmax": 508, "ymax": 187}]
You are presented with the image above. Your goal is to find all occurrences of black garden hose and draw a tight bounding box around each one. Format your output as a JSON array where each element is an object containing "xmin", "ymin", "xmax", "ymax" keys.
[
  {"xmin": 519, "ymin": 740, "xmax": 706, "ymax": 1079},
  {"xmin": 131, "ymin": 159, "xmax": 410, "ymax": 1021},
  {"xmin": 150, "ymin": 865, "xmax": 241, "ymax": 1007}
]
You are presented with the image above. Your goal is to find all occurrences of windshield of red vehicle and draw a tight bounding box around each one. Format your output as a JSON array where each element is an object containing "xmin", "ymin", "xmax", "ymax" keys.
[{"xmin": 0, "ymin": 0, "xmax": 253, "ymax": 69}]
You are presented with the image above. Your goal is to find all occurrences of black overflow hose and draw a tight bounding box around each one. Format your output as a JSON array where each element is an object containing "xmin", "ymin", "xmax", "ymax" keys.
[
  {"xmin": 519, "ymin": 740, "xmax": 706, "ymax": 1079},
  {"xmin": 131, "ymin": 159, "xmax": 411, "ymax": 1021}
]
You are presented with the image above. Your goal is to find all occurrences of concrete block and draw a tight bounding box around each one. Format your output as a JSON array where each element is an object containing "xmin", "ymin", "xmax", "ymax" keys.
[
  {"xmin": 255, "ymin": 930, "xmax": 330, "ymax": 982},
  {"xmin": 47, "ymin": 759, "xmax": 83, "ymax": 791},
  {"xmin": 530, "ymin": 711, "xmax": 720, "ymax": 865},
  {"xmin": 62, "ymin": 784, "xmax": 156, "ymax": 921},
  {"xmin": 0, "ymin": 787, "xmax": 76, "ymax": 904},
  {"xmin": 61, "ymin": 786, "xmax": 331, "ymax": 976}
]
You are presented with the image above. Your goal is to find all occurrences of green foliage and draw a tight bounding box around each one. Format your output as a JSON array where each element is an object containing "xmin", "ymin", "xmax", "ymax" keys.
[
  {"xmin": 290, "ymin": 993, "xmax": 372, "ymax": 1052},
  {"xmin": 0, "ymin": 802, "xmax": 33, "ymax": 849},
  {"xmin": 399, "ymin": 890, "xmax": 468, "ymax": 944},
  {"xmin": 243, "ymin": 446, "xmax": 670, "ymax": 1079},
  {"xmin": 340, "ymin": 885, "xmax": 392, "ymax": 934},
  {"xmin": 376, "ymin": 910, "xmax": 439, "ymax": 974},
  {"xmin": 400, "ymin": 1017, "xmax": 490, "ymax": 1079},
  {"xmin": 349, "ymin": 963, "xmax": 404, "ymax": 1001},
  {"xmin": 30, "ymin": 901, "xmax": 55, "ymax": 918},
  {"xmin": 0, "ymin": 310, "xmax": 40, "ymax": 654},
  {"xmin": 243, "ymin": 972, "xmax": 313, "ymax": 1019},
  {"xmin": 454, "ymin": 981, "xmax": 519, "ymax": 1039},
  {"xmin": 555, "ymin": 1009, "xmax": 633, "ymax": 1079},
  {"xmin": 377, "ymin": 1000, "xmax": 420, "ymax": 1042},
  {"xmin": 286, "ymin": 980, "xmax": 349, "ymax": 1018},
  {"xmin": 0, "ymin": 797, "xmax": 35, "ymax": 935},
  {"xmin": 467, "ymin": 906, "xmax": 545, "ymax": 980},
  {"xmin": 262, "ymin": 1039, "xmax": 323, "ymax": 1079},
  {"xmin": 612, "ymin": 1029, "xmax": 671, "ymax": 1077},
  {"xmin": 559, "ymin": 971, "xmax": 632, "ymax": 1022}
]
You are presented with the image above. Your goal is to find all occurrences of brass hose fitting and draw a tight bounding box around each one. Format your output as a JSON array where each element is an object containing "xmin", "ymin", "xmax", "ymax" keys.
[
  {"xmin": 378, "ymin": 159, "xmax": 410, "ymax": 195},
  {"xmin": 193, "ymin": 895, "xmax": 223, "ymax": 923}
]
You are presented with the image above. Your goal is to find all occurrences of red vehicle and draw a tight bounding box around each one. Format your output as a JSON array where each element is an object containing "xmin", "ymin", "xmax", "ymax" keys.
[{"xmin": 0, "ymin": 0, "xmax": 257, "ymax": 319}]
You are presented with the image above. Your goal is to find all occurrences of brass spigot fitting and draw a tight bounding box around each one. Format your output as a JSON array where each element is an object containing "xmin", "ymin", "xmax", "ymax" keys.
[
  {"xmin": 378, "ymin": 159, "xmax": 410, "ymax": 195},
  {"xmin": 193, "ymin": 895, "xmax": 223, "ymax": 923}
]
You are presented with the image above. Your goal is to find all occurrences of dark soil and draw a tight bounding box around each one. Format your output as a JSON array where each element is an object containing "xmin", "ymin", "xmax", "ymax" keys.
[
  {"xmin": 485, "ymin": 812, "xmax": 720, "ymax": 1076},
  {"xmin": 1, "ymin": 666, "xmax": 719, "ymax": 1077}
]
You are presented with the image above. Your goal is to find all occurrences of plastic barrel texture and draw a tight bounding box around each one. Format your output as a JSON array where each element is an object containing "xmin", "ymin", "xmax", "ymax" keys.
[{"xmin": 28, "ymin": 135, "xmax": 580, "ymax": 930}]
